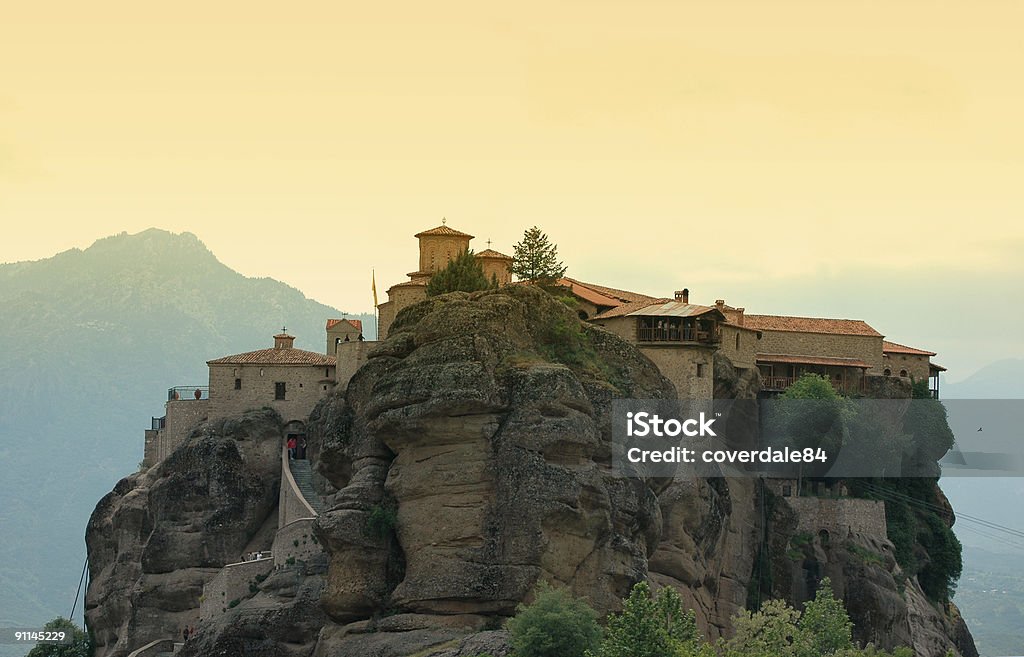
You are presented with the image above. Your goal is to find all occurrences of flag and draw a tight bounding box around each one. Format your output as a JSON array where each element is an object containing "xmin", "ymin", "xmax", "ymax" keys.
[{"xmin": 372, "ymin": 270, "xmax": 378, "ymax": 307}]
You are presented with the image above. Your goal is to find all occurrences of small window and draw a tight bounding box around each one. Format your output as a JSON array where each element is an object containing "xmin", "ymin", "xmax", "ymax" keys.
[
  {"xmin": 234, "ymin": 378, "xmax": 242, "ymax": 390},
  {"xmin": 782, "ymin": 485, "xmax": 792, "ymax": 497},
  {"xmin": 325, "ymin": 368, "xmax": 330, "ymax": 378},
  {"xmin": 900, "ymin": 369, "xmax": 908, "ymax": 378},
  {"xmin": 735, "ymin": 333, "xmax": 740, "ymax": 350},
  {"xmin": 883, "ymin": 368, "xmax": 891, "ymax": 377},
  {"xmin": 275, "ymin": 382, "xmax": 286, "ymax": 400},
  {"xmin": 696, "ymin": 363, "xmax": 704, "ymax": 378}
]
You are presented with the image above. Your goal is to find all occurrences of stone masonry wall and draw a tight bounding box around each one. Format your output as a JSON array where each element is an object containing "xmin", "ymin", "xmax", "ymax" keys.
[
  {"xmin": 639, "ymin": 345, "xmax": 714, "ymax": 400},
  {"xmin": 142, "ymin": 399, "xmax": 211, "ymax": 467},
  {"xmin": 272, "ymin": 518, "xmax": 324, "ymax": 567},
  {"xmin": 199, "ymin": 557, "xmax": 274, "ymax": 620},
  {"xmin": 208, "ymin": 364, "xmax": 334, "ymax": 425},
  {"xmin": 882, "ymin": 352, "xmax": 931, "ymax": 381},
  {"xmin": 418, "ymin": 235, "xmax": 471, "ymax": 272},
  {"xmin": 719, "ymin": 324, "xmax": 758, "ymax": 370},
  {"xmin": 756, "ymin": 331, "xmax": 885, "ymax": 372},
  {"xmin": 786, "ymin": 497, "xmax": 888, "ymax": 539},
  {"xmin": 335, "ymin": 341, "xmax": 371, "ymax": 389}
]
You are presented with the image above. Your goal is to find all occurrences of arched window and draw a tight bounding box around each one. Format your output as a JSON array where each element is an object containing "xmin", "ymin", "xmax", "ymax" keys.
[
  {"xmin": 883, "ymin": 368, "xmax": 891, "ymax": 377},
  {"xmin": 900, "ymin": 369, "xmax": 908, "ymax": 378}
]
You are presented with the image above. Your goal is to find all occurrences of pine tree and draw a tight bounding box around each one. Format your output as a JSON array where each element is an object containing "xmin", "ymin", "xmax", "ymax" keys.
[
  {"xmin": 425, "ymin": 249, "xmax": 495, "ymax": 296},
  {"xmin": 511, "ymin": 226, "xmax": 567, "ymax": 283}
]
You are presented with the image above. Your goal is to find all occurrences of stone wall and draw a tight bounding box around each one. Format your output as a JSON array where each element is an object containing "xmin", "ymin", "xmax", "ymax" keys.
[
  {"xmin": 272, "ymin": 518, "xmax": 324, "ymax": 567},
  {"xmin": 208, "ymin": 363, "xmax": 334, "ymax": 425},
  {"xmin": 142, "ymin": 399, "xmax": 211, "ymax": 467},
  {"xmin": 418, "ymin": 234, "xmax": 471, "ymax": 272},
  {"xmin": 199, "ymin": 557, "xmax": 274, "ymax": 620},
  {"xmin": 479, "ymin": 256, "xmax": 512, "ymax": 286},
  {"xmin": 639, "ymin": 345, "xmax": 714, "ymax": 400},
  {"xmin": 327, "ymin": 322, "xmax": 362, "ymax": 355},
  {"xmin": 756, "ymin": 331, "xmax": 885, "ymax": 372},
  {"xmin": 335, "ymin": 341, "xmax": 372, "ymax": 389},
  {"xmin": 379, "ymin": 283, "xmax": 428, "ymax": 339},
  {"xmin": 719, "ymin": 324, "xmax": 758, "ymax": 370},
  {"xmin": 786, "ymin": 496, "xmax": 888, "ymax": 539},
  {"xmin": 882, "ymin": 352, "xmax": 931, "ymax": 381}
]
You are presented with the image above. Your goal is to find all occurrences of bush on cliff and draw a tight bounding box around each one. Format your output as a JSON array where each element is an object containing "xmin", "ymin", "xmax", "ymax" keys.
[
  {"xmin": 588, "ymin": 582, "xmax": 704, "ymax": 657},
  {"xmin": 507, "ymin": 583, "xmax": 602, "ymax": 657},
  {"xmin": 426, "ymin": 249, "xmax": 496, "ymax": 296}
]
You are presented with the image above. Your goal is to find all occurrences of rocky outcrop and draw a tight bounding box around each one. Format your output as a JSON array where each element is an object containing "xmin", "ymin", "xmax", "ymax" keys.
[
  {"xmin": 85, "ymin": 410, "xmax": 284, "ymax": 657},
  {"xmin": 85, "ymin": 286, "xmax": 976, "ymax": 657},
  {"xmin": 307, "ymin": 286, "xmax": 675, "ymax": 654}
]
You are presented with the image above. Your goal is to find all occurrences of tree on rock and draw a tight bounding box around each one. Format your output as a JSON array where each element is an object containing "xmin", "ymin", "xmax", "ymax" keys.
[
  {"xmin": 26, "ymin": 617, "xmax": 92, "ymax": 657},
  {"xmin": 512, "ymin": 226, "xmax": 567, "ymax": 283},
  {"xmin": 507, "ymin": 583, "xmax": 602, "ymax": 657},
  {"xmin": 426, "ymin": 249, "xmax": 495, "ymax": 296}
]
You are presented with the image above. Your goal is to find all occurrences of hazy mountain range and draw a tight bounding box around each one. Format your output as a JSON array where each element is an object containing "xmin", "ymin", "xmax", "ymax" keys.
[{"xmin": 0, "ymin": 229, "xmax": 372, "ymax": 638}]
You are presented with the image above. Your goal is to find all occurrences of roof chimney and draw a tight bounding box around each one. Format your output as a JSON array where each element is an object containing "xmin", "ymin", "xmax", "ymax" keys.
[
  {"xmin": 715, "ymin": 299, "xmax": 725, "ymax": 309},
  {"xmin": 675, "ymin": 288, "xmax": 689, "ymax": 304},
  {"xmin": 274, "ymin": 331, "xmax": 295, "ymax": 350}
]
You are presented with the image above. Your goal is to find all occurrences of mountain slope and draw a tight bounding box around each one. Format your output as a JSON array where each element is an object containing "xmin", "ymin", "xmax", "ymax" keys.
[{"xmin": 0, "ymin": 229, "xmax": 370, "ymax": 638}]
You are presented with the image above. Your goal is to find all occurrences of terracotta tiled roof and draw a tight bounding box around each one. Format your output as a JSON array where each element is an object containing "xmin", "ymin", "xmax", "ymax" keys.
[
  {"xmin": 326, "ymin": 318, "xmax": 363, "ymax": 332},
  {"xmin": 592, "ymin": 298, "xmax": 674, "ymax": 319},
  {"xmin": 883, "ymin": 340, "xmax": 936, "ymax": 356},
  {"xmin": 930, "ymin": 362, "xmax": 947, "ymax": 372},
  {"xmin": 756, "ymin": 354, "xmax": 871, "ymax": 368},
  {"xmin": 415, "ymin": 225, "xmax": 474, "ymax": 239},
  {"xmin": 560, "ymin": 277, "xmax": 659, "ymax": 305},
  {"xmin": 743, "ymin": 314, "xmax": 882, "ymax": 337},
  {"xmin": 388, "ymin": 280, "xmax": 427, "ymax": 290},
  {"xmin": 475, "ymin": 248, "xmax": 512, "ymax": 260},
  {"xmin": 208, "ymin": 348, "xmax": 336, "ymax": 366}
]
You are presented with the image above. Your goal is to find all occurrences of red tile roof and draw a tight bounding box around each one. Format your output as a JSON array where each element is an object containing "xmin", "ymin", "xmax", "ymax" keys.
[
  {"xmin": 743, "ymin": 314, "xmax": 882, "ymax": 337},
  {"xmin": 326, "ymin": 318, "xmax": 363, "ymax": 332},
  {"xmin": 756, "ymin": 354, "xmax": 871, "ymax": 368},
  {"xmin": 560, "ymin": 277, "xmax": 659, "ymax": 305},
  {"xmin": 415, "ymin": 225, "xmax": 474, "ymax": 239},
  {"xmin": 882, "ymin": 340, "xmax": 936, "ymax": 356},
  {"xmin": 208, "ymin": 348, "xmax": 336, "ymax": 366},
  {"xmin": 475, "ymin": 248, "xmax": 512, "ymax": 260}
]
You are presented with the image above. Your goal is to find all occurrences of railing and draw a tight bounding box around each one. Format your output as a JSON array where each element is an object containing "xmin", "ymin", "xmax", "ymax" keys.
[
  {"xmin": 151, "ymin": 416, "xmax": 166, "ymax": 431},
  {"xmin": 168, "ymin": 386, "xmax": 210, "ymax": 401},
  {"xmin": 637, "ymin": 327, "xmax": 719, "ymax": 343},
  {"xmin": 761, "ymin": 376, "xmax": 866, "ymax": 394}
]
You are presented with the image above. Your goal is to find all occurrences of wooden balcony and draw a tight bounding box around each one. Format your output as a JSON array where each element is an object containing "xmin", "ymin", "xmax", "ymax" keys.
[
  {"xmin": 760, "ymin": 375, "xmax": 865, "ymax": 394},
  {"xmin": 637, "ymin": 326, "xmax": 720, "ymax": 344}
]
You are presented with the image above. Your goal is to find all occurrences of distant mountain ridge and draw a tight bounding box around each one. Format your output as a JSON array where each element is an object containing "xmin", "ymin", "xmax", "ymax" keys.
[{"xmin": 0, "ymin": 229, "xmax": 372, "ymax": 641}]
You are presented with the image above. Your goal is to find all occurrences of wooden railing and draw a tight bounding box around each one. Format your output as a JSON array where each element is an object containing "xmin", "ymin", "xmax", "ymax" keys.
[
  {"xmin": 761, "ymin": 375, "xmax": 866, "ymax": 394},
  {"xmin": 637, "ymin": 327, "xmax": 719, "ymax": 343}
]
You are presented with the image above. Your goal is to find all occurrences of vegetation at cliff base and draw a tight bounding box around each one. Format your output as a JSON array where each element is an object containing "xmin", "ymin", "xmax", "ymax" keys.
[
  {"xmin": 426, "ymin": 249, "xmax": 497, "ymax": 296},
  {"xmin": 507, "ymin": 583, "xmax": 602, "ymax": 657},
  {"xmin": 508, "ymin": 579, "xmax": 914, "ymax": 657}
]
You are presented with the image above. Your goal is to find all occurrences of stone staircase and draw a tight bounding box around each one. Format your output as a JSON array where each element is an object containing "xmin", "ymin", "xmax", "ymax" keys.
[{"xmin": 288, "ymin": 458, "xmax": 325, "ymax": 515}]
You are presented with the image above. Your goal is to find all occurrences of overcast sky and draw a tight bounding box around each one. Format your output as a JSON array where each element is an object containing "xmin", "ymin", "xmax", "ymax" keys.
[{"xmin": 3, "ymin": 0, "xmax": 1022, "ymax": 380}]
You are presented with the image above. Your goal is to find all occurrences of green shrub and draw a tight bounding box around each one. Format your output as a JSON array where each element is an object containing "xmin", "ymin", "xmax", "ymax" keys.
[
  {"xmin": 365, "ymin": 504, "xmax": 398, "ymax": 539},
  {"xmin": 589, "ymin": 582, "xmax": 699, "ymax": 657},
  {"xmin": 507, "ymin": 583, "xmax": 602, "ymax": 657}
]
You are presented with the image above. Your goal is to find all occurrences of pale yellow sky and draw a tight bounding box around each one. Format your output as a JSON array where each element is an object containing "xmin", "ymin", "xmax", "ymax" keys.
[{"xmin": 2, "ymin": 1, "xmax": 1023, "ymax": 376}]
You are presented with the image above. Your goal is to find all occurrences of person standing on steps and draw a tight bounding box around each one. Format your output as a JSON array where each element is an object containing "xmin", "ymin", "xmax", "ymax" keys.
[
  {"xmin": 298, "ymin": 436, "xmax": 307, "ymax": 460},
  {"xmin": 287, "ymin": 435, "xmax": 296, "ymax": 460}
]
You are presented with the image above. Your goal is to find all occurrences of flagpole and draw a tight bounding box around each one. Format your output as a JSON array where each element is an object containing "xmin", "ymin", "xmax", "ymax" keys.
[{"xmin": 372, "ymin": 269, "xmax": 378, "ymax": 340}]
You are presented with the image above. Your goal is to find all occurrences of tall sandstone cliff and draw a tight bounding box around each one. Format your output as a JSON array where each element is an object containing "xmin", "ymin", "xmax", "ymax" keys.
[{"xmin": 85, "ymin": 286, "xmax": 976, "ymax": 657}]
